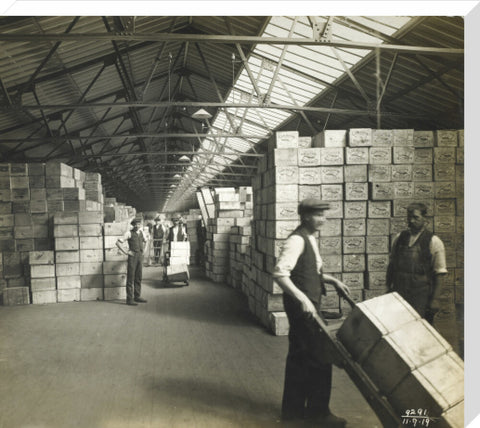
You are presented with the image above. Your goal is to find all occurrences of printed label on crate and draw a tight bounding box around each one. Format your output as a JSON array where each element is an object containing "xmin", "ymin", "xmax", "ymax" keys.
[
  {"xmin": 369, "ymin": 147, "xmax": 392, "ymax": 164},
  {"xmin": 298, "ymin": 136, "xmax": 312, "ymax": 148},
  {"xmin": 394, "ymin": 182, "xmax": 415, "ymax": 199},
  {"xmin": 392, "ymin": 129, "xmax": 414, "ymax": 146},
  {"xmin": 343, "ymin": 236, "xmax": 365, "ymax": 254},
  {"xmin": 413, "ymin": 131, "xmax": 434, "ymax": 147},
  {"xmin": 412, "ymin": 165, "xmax": 433, "ymax": 181},
  {"xmin": 372, "ymin": 129, "xmax": 393, "ymax": 146},
  {"xmin": 367, "ymin": 272, "xmax": 387, "ymax": 289},
  {"xmin": 367, "ymin": 254, "xmax": 390, "ymax": 272},
  {"xmin": 320, "ymin": 166, "xmax": 343, "ymax": 183},
  {"xmin": 344, "ymin": 165, "xmax": 367, "ymax": 182},
  {"xmin": 298, "ymin": 185, "xmax": 321, "ymax": 200},
  {"xmin": 344, "ymin": 202, "xmax": 367, "ymax": 218},
  {"xmin": 368, "ymin": 201, "xmax": 391, "ymax": 218},
  {"xmin": 320, "ymin": 237, "xmax": 342, "ymax": 255},
  {"xmin": 434, "ymin": 147, "xmax": 456, "ymax": 163},
  {"xmin": 343, "ymin": 254, "xmax": 365, "ymax": 272},
  {"xmin": 298, "ymin": 167, "xmax": 321, "ymax": 185},
  {"xmin": 413, "ymin": 148, "xmax": 433, "ymax": 164},
  {"xmin": 435, "ymin": 182, "xmax": 456, "ymax": 198},
  {"xmin": 345, "ymin": 183, "xmax": 368, "ymax": 200},
  {"xmin": 371, "ymin": 183, "xmax": 393, "ymax": 200},
  {"xmin": 367, "ymin": 219, "xmax": 390, "ymax": 236},
  {"xmin": 434, "ymin": 199, "xmax": 456, "ymax": 216},
  {"xmin": 320, "ymin": 148, "xmax": 344, "ymax": 165},
  {"xmin": 349, "ymin": 128, "xmax": 372, "ymax": 147},
  {"xmin": 298, "ymin": 148, "xmax": 321, "ymax": 166},
  {"xmin": 436, "ymin": 130, "xmax": 458, "ymax": 146},
  {"xmin": 275, "ymin": 131, "xmax": 299, "ymax": 148},
  {"xmin": 391, "ymin": 165, "xmax": 412, "ymax": 181},
  {"xmin": 342, "ymin": 272, "xmax": 364, "ymax": 289},
  {"xmin": 393, "ymin": 146, "xmax": 414, "ymax": 164},
  {"xmin": 434, "ymin": 216, "xmax": 456, "ymax": 233},
  {"xmin": 368, "ymin": 165, "xmax": 391, "ymax": 182},
  {"xmin": 321, "ymin": 184, "xmax": 343, "ymax": 200},
  {"xmin": 343, "ymin": 219, "xmax": 366, "ymax": 236},
  {"xmin": 345, "ymin": 147, "xmax": 369, "ymax": 164},
  {"xmin": 414, "ymin": 182, "xmax": 434, "ymax": 198},
  {"xmin": 434, "ymin": 164, "xmax": 456, "ymax": 181},
  {"xmin": 366, "ymin": 236, "xmax": 389, "ymax": 253}
]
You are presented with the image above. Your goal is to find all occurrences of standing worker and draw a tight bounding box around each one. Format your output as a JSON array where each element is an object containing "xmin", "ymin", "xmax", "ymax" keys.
[
  {"xmin": 168, "ymin": 215, "xmax": 188, "ymax": 243},
  {"xmin": 272, "ymin": 199, "xmax": 350, "ymax": 427},
  {"xmin": 153, "ymin": 216, "xmax": 166, "ymax": 265},
  {"xmin": 116, "ymin": 218, "xmax": 148, "ymax": 306},
  {"xmin": 387, "ymin": 202, "xmax": 447, "ymax": 324}
]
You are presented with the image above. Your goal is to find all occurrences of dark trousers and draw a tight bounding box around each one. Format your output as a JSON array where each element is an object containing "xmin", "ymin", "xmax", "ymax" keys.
[
  {"xmin": 282, "ymin": 293, "xmax": 332, "ymax": 421},
  {"xmin": 126, "ymin": 253, "xmax": 143, "ymax": 301}
]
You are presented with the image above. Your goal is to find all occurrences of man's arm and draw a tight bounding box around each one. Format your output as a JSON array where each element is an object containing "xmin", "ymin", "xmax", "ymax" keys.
[
  {"xmin": 428, "ymin": 235, "xmax": 448, "ymax": 311},
  {"xmin": 273, "ymin": 235, "xmax": 317, "ymax": 315},
  {"xmin": 323, "ymin": 273, "xmax": 351, "ymax": 297},
  {"xmin": 116, "ymin": 238, "xmax": 131, "ymax": 256}
]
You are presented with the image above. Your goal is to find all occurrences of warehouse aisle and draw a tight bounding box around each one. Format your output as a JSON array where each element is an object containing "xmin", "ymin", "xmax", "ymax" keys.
[{"xmin": 0, "ymin": 266, "xmax": 380, "ymax": 428}]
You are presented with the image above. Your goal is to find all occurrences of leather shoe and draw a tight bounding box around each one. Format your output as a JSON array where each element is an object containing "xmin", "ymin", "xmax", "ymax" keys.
[
  {"xmin": 134, "ymin": 297, "xmax": 147, "ymax": 303},
  {"xmin": 126, "ymin": 300, "xmax": 138, "ymax": 306},
  {"xmin": 315, "ymin": 413, "xmax": 347, "ymax": 427}
]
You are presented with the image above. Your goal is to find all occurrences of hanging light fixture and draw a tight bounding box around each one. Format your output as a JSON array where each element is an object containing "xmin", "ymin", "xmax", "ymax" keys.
[
  {"xmin": 178, "ymin": 155, "xmax": 190, "ymax": 162},
  {"xmin": 173, "ymin": 174, "xmax": 181, "ymax": 178},
  {"xmin": 191, "ymin": 108, "xmax": 212, "ymax": 120}
]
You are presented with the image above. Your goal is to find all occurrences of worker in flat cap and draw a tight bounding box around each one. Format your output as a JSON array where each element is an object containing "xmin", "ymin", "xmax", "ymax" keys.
[
  {"xmin": 153, "ymin": 216, "xmax": 167, "ymax": 265},
  {"xmin": 273, "ymin": 198, "xmax": 350, "ymax": 427},
  {"xmin": 116, "ymin": 218, "xmax": 148, "ymax": 306},
  {"xmin": 168, "ymin": 215, "xmax": 188, "ymax": 243}
]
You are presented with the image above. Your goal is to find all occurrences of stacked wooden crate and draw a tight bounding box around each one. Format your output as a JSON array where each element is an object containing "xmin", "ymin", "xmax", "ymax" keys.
[
  {"xmin": 53, "ymin": 212, "xmax": 81, "ymax": 303},
  {"xmin": 104, "ymin": 197, "xmax": 135, "ymax": 222},
  {"xmin": 103, "ymin": 221, "xmax": 129, "ymax": 301},
  {"xmin": 79, "ymin": 212, "xmax": 104, "ymax": 301},
  {"xmin": 247, "ymin": 128, "xmax": 463, "ymax": 338},
  {"xmin": 227, "ymin": 187, "xmax": 253, "ymax": 290},
  {"xmin": 204, "ymin": 188, "xmax": 242, "ymax": 283},
  {"xmin": 184, "ymin": 210, "xmax": 202, "ymax": 265},
  {"xmin": 338, "ymin": 292, "xmax": 463, "ymax": 428},
  {"xmin": 28, "ymin": 251, "xmax": 56, "ymax": 304}
]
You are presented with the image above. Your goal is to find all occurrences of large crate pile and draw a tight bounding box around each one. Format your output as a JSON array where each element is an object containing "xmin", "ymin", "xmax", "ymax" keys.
[
  {"xmin": 247, "ymin": 129, "xmax": 464, "ymax": 338},
  {"xmin": 204, "ymin": 187, "xmax": 253, "ymax": 283},
  {"xmin": 0, "ymin": 162, "xmax": 138, "ymax": 306}
]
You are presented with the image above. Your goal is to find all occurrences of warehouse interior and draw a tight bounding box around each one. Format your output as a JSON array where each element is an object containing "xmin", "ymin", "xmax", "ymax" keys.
[{"xmin": 0, "ymin": 12, "xmax": 469, "ymax": 428}]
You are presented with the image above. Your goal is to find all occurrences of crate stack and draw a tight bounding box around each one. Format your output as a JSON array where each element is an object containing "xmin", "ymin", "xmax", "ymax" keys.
[
  {"xmin": 104, "ymin": 197, "xmax": 135, "ymax": 223},
  {"xmin": 28, "ymin": 251, "xmax": 56, "ymax": 304},
  {"xmin": 78, "ymin": 212, "xmax": 104, "ymax": 301},
  {"xmin": 103, "ymin": 221, "xmax": 129, "ymax": 301},
  {"xmin": 53, "ymin": 212, "xmax": 81, "ymax": 303},
  {"xmin": 204, "ymin": 188, "xmax": 242, "ymax": 283},
  {"xmin": 184, "ymin": 210, "xmax": 202, "ymax": 265},
  {"xmin": 84, "ymin": 172, "xmax": 104, "ymax": 212},
  {"xmin": 246, "ymin": 128, "xmax": 464, "ymax": 338},
  {"xmin": 227, "ymin": 187, "xmax": 253, "ymax": 290}
]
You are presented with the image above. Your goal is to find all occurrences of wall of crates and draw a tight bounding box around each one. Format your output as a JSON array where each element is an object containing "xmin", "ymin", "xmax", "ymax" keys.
[
  {"xmin": 204, "ymin": 187, "xmax": 253, "ymax": 283},
  {"xmin": 0, "ymin": 162, "xmax": 136, "ymax": 306},
  {"xmin": 245, "ymin": 129, "xmax": 463, "ymax": 341}
]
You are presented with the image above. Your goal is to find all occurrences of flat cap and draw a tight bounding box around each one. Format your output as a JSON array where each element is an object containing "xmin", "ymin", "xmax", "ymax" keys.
[
  {"xmin": 130, "ymin": 218, "xmax": 141, "ymax": 226},
  {"xmin": 298, "ymin": 198, "xmax": 330, "ymax": 214}
]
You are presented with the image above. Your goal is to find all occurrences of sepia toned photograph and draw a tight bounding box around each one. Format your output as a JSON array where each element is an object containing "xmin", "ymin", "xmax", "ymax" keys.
[{"xmin": 0, "ymin": 4, "xmax": 474, "ymax": 428}]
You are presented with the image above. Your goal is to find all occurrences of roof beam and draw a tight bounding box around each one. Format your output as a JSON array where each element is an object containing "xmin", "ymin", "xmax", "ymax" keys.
[{"xmin": 0, "ymin": 33, "xmax": 464, "ymax": 56}]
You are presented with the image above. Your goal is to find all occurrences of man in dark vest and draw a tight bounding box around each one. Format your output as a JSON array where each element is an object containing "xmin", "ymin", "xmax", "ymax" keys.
[
  {"xmin": 387, "ymin": 202, "xmax": 447, "ymax": 324},
  {"xmin": 168, "ymin": 216, "xmax": 188, "ymax": 243},
  {"xmin": 116, "ymin": 218, "xmax": 148, "ymax": 306},
  {"xmin": 273, "ymin": 198, "xmax": 350, "ymax": 427}
]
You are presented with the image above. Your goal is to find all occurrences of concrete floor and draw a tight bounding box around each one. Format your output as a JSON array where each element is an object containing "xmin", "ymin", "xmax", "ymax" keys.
[{"xmin": 0, "ymin": 266, "xmax": 380, "ymax": 428}]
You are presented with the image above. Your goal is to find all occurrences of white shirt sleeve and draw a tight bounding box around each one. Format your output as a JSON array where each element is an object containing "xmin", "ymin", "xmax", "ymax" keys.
[
  {"xmin": 272, "ymin": 235, "xmax": 305, "ymax": 278},
  {"xmin": 430, "ymin": 235, "xmax": 448, "ymax": 274},
  {"xmin": 117, "ymin": 229, "xmax": 132, "ymax": 243}
]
